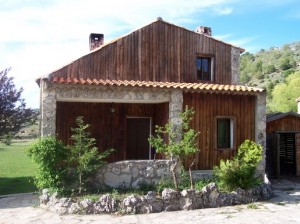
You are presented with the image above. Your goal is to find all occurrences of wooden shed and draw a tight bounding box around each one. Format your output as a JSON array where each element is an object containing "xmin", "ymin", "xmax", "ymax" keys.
[{"xmin": 266, "ymin": 112, "xmax": 300, "ymax": 177}]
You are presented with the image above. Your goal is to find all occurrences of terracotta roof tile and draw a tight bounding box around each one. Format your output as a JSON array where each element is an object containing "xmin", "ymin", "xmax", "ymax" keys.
[{"xmin": 50, "ymin": 78, "xmax": 264, "ymax": 95}]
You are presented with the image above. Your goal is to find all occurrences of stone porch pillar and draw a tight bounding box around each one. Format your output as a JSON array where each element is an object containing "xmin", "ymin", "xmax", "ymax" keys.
[
  {"xmin": 255, "ymin": 91, "xmax": 266, "ymax": 178},
  {"xmin": 169, "ymin": 90, "xmax": 183, "ymax": 141},
  {"xmin": 40, "ymin": 80, "xmax": 56, "ymax": 137}
]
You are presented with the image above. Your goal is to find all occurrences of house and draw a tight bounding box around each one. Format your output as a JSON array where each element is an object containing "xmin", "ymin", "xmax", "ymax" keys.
[
  {"xmin": 266, "ymin": 108, "xmax": 300, "ymax": 177},
  {"xmin": 36, "ymin": 18, "xmax": 266, "ymax": 176}
]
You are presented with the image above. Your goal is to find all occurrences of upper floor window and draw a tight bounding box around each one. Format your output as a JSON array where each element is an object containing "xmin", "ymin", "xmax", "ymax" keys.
[{"xmin": 196, "ymin": 56, "xmax": 213, "ymax": 81}]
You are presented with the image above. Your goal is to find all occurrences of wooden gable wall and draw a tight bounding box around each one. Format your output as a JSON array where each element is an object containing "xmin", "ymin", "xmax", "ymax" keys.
[{"xmin": 51, "ymin": 20, "xmax": 233, "ymax": 84}]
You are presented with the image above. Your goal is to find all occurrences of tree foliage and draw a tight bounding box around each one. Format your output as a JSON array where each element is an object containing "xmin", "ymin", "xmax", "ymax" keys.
[
  {"xmin": 240, "ymin": 41, "xmax": 300, "ymax": 112},
  {"xmin": 26, "ymin": 137, "xmax": 68, "ymax": 192},
  {"xmin": 269, "ymin": 72, "xmax": 300, "ymax": 112},
  {"xmin": 0, "ymin": 68, "xmax": 38, "ymax": 137},
  {"xmin": 149, "ymin": 106, "xmax": 200, "ymax": 190}
]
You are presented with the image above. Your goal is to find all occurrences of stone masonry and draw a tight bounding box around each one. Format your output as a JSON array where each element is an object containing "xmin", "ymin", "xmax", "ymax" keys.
[
  {"xmin": 40, "ymin": 182, "xmax": 273, "ymax": 215},
  {"xmin": 95, "ymin": 160, "xmax": 178, "ymax": 189},
  {"xmin": 255, "ymin": 91, "xmax": 267, "ymax": 178},
  {"xmin": 231, "ymin": 46, "xmax": 241, "ymax": 85}
]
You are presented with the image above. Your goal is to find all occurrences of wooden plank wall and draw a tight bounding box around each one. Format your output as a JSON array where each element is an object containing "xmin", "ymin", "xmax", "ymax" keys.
[
  {"xmin": 51, "ymin": 20, "xmax": 233, "ymax": 84},
  {"xmin": 296, "ymin": 133, "xmax": 300, "ymax": 176},
  {"xmin": 183, "ymin": 92, "xmax": 256, "ymax": 170},
  {"xmin": 266, "ymin": 116, "xmax": 300, "ymax": 134},
  {"xmin": 56, "ymin": 102, "xmax": 168, "ymax": 163}
]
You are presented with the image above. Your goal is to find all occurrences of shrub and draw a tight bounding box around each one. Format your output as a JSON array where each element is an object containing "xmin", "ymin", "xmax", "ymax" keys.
[
  {"xmin": 213, "ymin": 140, "xmax": 262, "ymax": 192},
  {"xmin": 26, "ymin": 137, "xmax": 68, "ymax": 192},
  {"xmin": 155, "ymin": 169, "xmax": 194, "ymax": 192},
  {"xmin": 66, "ymin": 116, "xmax": 113, "ymax": 195},
  {"xmin": 26, "ymin": 117, "xmax": 113, "ymax": 195},
  {"xmin": 2, "ymin": 132, "xmax": 14, "ymax": 145},
  {"xmin": 194, "ymin": 179, "xmax": 214, "ymax": 191}
]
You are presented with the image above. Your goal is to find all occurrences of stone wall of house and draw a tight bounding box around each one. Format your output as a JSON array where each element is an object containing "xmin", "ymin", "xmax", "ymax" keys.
[
  {"xmin": 231, "ymin": 47, "xmax": 241, "ymax": 85},
  {"xmin": 95, "ymin": 160, "xmax": 178, "ymax": 189},
  {"xmin": 40, "ymin": 80, "xmax": 56, "ymax": 136}
]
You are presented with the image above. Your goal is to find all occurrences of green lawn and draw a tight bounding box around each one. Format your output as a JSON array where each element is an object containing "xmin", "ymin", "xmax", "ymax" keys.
[{"xmin": 0, "ymin": 139, "xmax": 37, "ymax": 195}]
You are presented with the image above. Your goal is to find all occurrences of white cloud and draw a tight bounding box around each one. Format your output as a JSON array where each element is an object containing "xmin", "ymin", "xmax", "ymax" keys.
[
  {"xmin": 0, "ymin": 0, "xmax": 265, "ymax": 108},
  {"xmin": 214, "ymin": 7, "xmax": 233, "ymax": 15}
]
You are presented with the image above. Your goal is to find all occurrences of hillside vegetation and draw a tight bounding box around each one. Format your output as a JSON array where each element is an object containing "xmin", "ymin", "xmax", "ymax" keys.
[{"xmin": 240, "ymin": 42, "xmax": 300, "ymax": 112}]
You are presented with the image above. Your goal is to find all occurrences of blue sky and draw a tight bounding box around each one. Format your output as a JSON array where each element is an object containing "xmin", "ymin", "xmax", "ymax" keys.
[{"xmin": 0, "ymin": 0, "xmax": 299, "ymax": 108}]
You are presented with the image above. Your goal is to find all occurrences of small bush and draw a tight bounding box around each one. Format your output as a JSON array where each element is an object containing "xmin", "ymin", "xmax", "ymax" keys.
[
  {"xmin": 213, "ymin": 140, "xmax": 262, "ymax": 192},
  {"xmin": 26, "ymin": 137, "xmax": 68, "ymax": 192},
  {"xmin": 194, "ymin": 179, "xmax": 214, "ymax": 191},
  {"xmin": 2, "ymin": 132, "xmax": 14, "ymax": 145},
  {"xmin": 155, "ymin": 169, "xmax": 193, "ymax": 192},
  {"xmin": 156, "ymin": 178, "xmax": 174, "ymax": 192}
]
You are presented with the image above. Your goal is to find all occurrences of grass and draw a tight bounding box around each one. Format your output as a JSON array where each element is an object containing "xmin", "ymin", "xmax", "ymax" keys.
[
  {"xmin": 0, "ymin": 139, "xmax": 37, "ymax": 195},
  {"xmin": 247, "ymin": 203, "xmax": 259, "ymax": 209}
]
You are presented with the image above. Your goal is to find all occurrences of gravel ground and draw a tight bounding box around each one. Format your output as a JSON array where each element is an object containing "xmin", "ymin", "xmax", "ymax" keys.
[{"xmin": 0, "ymin": 177, "xmax": 300, "ymax": 224}]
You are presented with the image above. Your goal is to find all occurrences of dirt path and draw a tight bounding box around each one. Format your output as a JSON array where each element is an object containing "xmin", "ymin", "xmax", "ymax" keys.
[{"xmin": 0, "ymin": 178, "xmax": 300, "ymax": 224}]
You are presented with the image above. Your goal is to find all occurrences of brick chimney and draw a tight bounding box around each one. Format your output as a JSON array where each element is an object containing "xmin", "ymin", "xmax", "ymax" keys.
[
  {"xmin": 195, "ymin": 26, "xmax": 212, "ymax": 36},
  {"xmin": 89, "ymin": 33, "xmax": 104, "ymax": 51}
]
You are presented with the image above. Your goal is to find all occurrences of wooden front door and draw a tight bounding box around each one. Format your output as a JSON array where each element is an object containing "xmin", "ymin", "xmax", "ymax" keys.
[{"xmin": 126, "ymin": 117, "xmax": 151, "ymax": 160}]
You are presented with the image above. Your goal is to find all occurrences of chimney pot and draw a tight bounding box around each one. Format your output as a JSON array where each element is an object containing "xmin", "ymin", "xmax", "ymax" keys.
[
  {"xmin": 89, "ymin": 33, "xmax": 104, "ymax": 51},
  {"xmin": 195, "ymin": 26, "xmax": 212, "ymax": 36}
]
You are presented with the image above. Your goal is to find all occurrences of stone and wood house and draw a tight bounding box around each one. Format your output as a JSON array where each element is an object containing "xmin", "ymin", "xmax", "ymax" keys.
[{"xmin": 36, "ymin": 18, "xmax": 266, "ymax": 177}]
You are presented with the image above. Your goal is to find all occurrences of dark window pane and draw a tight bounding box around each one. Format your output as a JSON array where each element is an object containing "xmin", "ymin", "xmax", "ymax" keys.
[
  {"xmin": 217, "ymin": 119, "xmax": 231, "ymax": 148},
  {"xmin": 196, "ymin": 57, "xmax": 211, "ymax": 81}
]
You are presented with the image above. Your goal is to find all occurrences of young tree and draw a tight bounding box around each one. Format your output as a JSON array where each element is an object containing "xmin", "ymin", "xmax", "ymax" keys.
[
  {"xmin": 0, "ymin": 68, "xmax": 38, "ymax": 138},
  {"xmin": 149, "ymin": 106, "xmax": 200, "ymax": 190},
  {"xmin": 67, "ymin": 116, "xmax": 113, "ymax": 194}
]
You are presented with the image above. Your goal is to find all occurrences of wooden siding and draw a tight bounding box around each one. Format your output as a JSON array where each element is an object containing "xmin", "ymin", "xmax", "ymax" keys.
[
  {"xmin": 266, "ymin": 115, "xmax": 300, "ymax": 177},
  {"xmin": 51, "ymin": 20, "xmax": 233, "ymax": 84},
  {"xmin": 267, "ymin": 115, "xmax": 300, "ymax": 134},
  {"xmin": 296, "ymin": 133, "xmax": 300, "ymax": 176},
  {"xmin": 183, "ymin": 92, "xmax": 256, "ymax": 170},
  {"xmin": 56, "ymin": 102, "xmax": 168, "ymax": 163}
]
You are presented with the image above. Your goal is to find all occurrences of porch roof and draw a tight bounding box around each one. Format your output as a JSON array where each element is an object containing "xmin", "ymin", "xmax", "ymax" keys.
[{"xmin": 51, "ymin": 77, "xmax": 264, "ymax": 95}]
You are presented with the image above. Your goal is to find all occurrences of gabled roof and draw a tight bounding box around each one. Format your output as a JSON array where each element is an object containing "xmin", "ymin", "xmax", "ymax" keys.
[
  {"xmin": 37, "ymin": 18, "xmax": 245, "ymax": 84},
  {"xmin": 51, "ymin": 77, "xmax": 264, "ymax": 95},
  {"xmin": 267, "ymin": 112, "xmax": 300, "ymax": 122},
  {"xmin": 89, "ymin": 18, "xmax": 245, "ymax": 54}
]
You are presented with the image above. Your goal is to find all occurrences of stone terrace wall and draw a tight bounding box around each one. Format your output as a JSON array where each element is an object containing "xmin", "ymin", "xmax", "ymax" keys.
[
  {"xmin": 95, "ymin": 160, "xmax": 177, "ymax": 189},
  {"xmin": 40, "ymin": 183, "xmax": 273, "ymax": 215}
]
